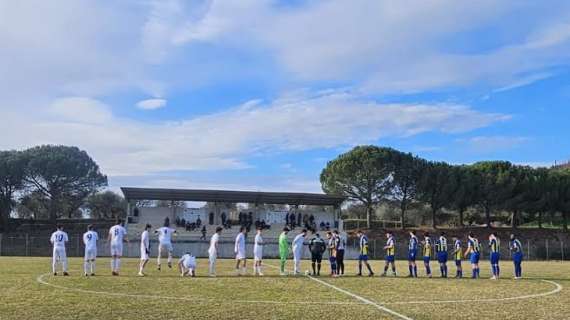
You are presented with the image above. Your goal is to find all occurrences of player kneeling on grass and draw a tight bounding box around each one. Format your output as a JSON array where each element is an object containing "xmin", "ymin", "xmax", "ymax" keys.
[
  {"xmin": 292, "ymin": 229, "xmax": 307, "ymax": 275},
  {"xmin": 138, "ymin": 224, "xmax": 152, "ymax": 277},
  {"xmin": 509, "ymin": 234, "xmax": 523, "ymax": 280},
  {"xmin": 155, "ymin": 218, "xmax": 177, "ymax": 271},
  {"xmin": 253, "ymin": 227, "xmax": 264, "ymax": 276},
  {"xmin": 464, "ymin": 233, "xmax": 481, "ymax": 279},
  {"xmin": 50, "ymin": 224, "xmax": 69, "ymax": 276},
  {"xmin": 235, "ymin": 227, "xmax": 247, "ymax": 275},
  {"xmin": 356, "ymin": 230, "xmax": 374, "ymax": 277},
  {"xmin": 382, "ymin": 231, "xmax": 396, "ymax": 277},
  {"xmin": 488, "ymin": 233, "xmax": 501, "ymax": 280},
  {"xmin": 178, "ymin": 252, "xmax": 197, "ymax": 277},
  {"xmin": 83, "ymin": 225, "xmax": 99, "ymax": 276},
  {"xmin": 108, "ymin": 219, "xmax": 128, "ymax": 276},
  {"xmin": 308, "ymin": 232, "xmax": 326, "ymax": 276}
]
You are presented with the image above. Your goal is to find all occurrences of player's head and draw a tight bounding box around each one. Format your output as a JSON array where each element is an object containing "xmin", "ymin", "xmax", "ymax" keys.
[
  {"xmin": 489, "ymin": 232, "xmax": 497, "ymax": 239},
  {"xmin": 215, "ymin": 226, "xmax": 223, "ymax": 234},
  {"xmin": 424, "ymin": 232, "xmax": 430, "ymax": 237},
  {"xmin": 301, "ymin": 228, "xmax": 307, "ymax": 235},
  {"xmin": 116, "ymin": 218, "xmax": 123, "ymax": 226},
  {"xmin": 283, "ymin": 226, "xmax": 290, "ymax": 234},
  {"xmin": 410, "ymin": 230, "xmax": 416, "ymax": 236},
  {"xmin": 468, "ymin": 232, "xmax": 475, "ymax": 239},
  {"xmin": 240, "ymin": 226, "xmax": 246, "ymax": 233},
  {"xmin": 164, "ymin": 218, "xmax": 170, "ymax": 227},
  {"xmin": 440, "ymin": 232, "xmax": 446, "ymax": 237},
  {"xmin": 510, "ymin": 233, "xmax": 516, "ymax": 240},
  {"xmin": 145, "ymin": 223, "xmax": 152, "ymax": 230},
  {"xmin": 87, "ymin": 224, "xmax": 93, "ymax": 231},
  {"xmin": 326, "ymin": 231, "xmax": 332, "ymax": 238},
  {"xmin": 356, "ymin": 230, "xmax": 363, "ymax": 236},
  {"xmin": 256, "ymin": 226, "xmax": 262, "ymax": 233},
  {"xmin": 385, "ymin": 231, "xmax": 392, "ymax": 238},
  {"xmin": 333, "ymin": 229, "xmax": 339, "ymax": 235},
  {"xmin": 315, "ymin": 233, "xmax": 320, "ymax": 238},
  {"xmin": 57, "ymin": 224, "xmax": 63, "ymax": 230}
]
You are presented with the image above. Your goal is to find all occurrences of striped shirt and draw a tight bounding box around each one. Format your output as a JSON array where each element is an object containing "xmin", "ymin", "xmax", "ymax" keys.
[
  {"xmin": 359, "ymin": 235, "xmax": 369, "ymax": 255},
  {"xmin": 489, "ymin": 238, "xmax": 500, "ymax": 253},
  {"xmin": 510, "ymin": 239, "xmax": 523, "ymax": 253},
  {"xmin": 468, "ymin": 238, "xmax": 481, "ymax": 253},
  {"xmin": 423, "ymin": 237, "xmax": 432, "ymax": 257},
  {"xmin": 409, "ymin": 235, "xmax": 418, "ymax": 253},
  {"xmin": 435, "ymin": 236, "xmax": 448, "ymax": 252},
  {"xmin": 385, "ymin": 236, "xmax": 395, "ymax": 256},
  {"xmin": 454, "ymin": 239, "xmax": 463, "ymax": 260}
]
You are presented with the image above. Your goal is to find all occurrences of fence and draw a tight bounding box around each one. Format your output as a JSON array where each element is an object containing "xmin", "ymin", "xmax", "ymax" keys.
[
  {"xmin": 343, "ymin": 219, "xmax": 403, "ymax": 230},
  {"xmin": 0, "ymin": 234, "xmax": 568, "ymax": 261}
]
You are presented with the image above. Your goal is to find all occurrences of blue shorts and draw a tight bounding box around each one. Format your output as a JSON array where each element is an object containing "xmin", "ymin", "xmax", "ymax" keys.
[
  {"xmin": 359, "ymin": 254, "xmax": 369, "ymax": 261},
  {"xmin": 423, "ymin": 256, "xmax": 431, "ymax": 264},
  {"xmin": 408, "ymin": 252, "xmax": 417, "ymax": 262},
  {"xmin": 490, "ymin": 252, "xmax": 500, "ymax": 264},
  {"xmin": 386, "ymin": 255, "xmax": 395, "ymax": 263},
  {"xmin": 437, "ymin": 252, "xmax": 448, "ymax": 263},
  {"xmin": 470, "ymin": 252, "xmax": 480, "ymax": 264},
  {"xmin": 455, "ymin": 259, "xmax": 462, "ymax": 267},
  {"xmin": 329, "ymin": 256, "xmax": 337, "ymax": 264},
  {"xmin": 513, "ymin": 252, "xmax": 523, "ymax": 264}
]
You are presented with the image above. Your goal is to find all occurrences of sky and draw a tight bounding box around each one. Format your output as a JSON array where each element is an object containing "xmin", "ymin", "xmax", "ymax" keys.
[{"xmin": 1, "ymin": 0, "xmax": 570, "ymax": 193}]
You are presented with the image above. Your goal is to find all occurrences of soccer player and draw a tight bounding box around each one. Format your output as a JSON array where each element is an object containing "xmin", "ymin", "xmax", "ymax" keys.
[
  {"xmin": 155, "ymin": 219, "xmax": 177, "ymax": 271},
  {"xmin": 356, "ymin": 230, "xmax": 374, "ymax": 277},
  {"xmin": 83, "ymin": 224, "xmax": 98, "ymax": 276},
  {"xmin": 381, "ymin": 231, "xmax": 396, "ymax": 277},
  {"xmin": 234, "ymin": 227, "xmax": 247, "ymax": 275},
  {"xmin": 408, "ymin": 230, "xmax": 418, "ymax": 278},
  {"xmin": 334, "ymin": 230, "xmax": 346, "ymax": 276},
  {"xmin": 464, "ymin": 232, "xmax": 481, "ymax": 279},
  {"xmin": 108, "ymin": 219, "xmax": 128, "ymax": 276},
  {"xmin": 308, "ymin": 232, "xmax": 326, "ymax": 276},
  {"xmin": 452, "ymin": 236, "xmax": 463, "ymax": 278},
  {"xmin": 422, "ymin": 232, "xmax": 432, "ymax": 278},
  {"xmin": 435, "ymin": 232, "xmax": 448, "ymax": 278},
  {"xmin": 278, "ymin": 227, "xmax": 290, "ymax": 276},
  {"xmin": 292, "ymin": 229, "xmax": 307, "ymax": 275},
  {"xmin": 208, "ymin": 227, "xmax": 222, "ymax": 277},
  {"xmin": 138, "ymin": 224, "xmax": 152, "ymax": 277},
  {"xmin": 178, "ymin": 252, "xmax": 197, "ymax": 277},
  {"xmin": 489, "ymin": 233, "xmax": 501, "ymax": 280},
  {"xmin": 50, "ymin": 224, "xmax": 69, "ymax": 276},
  {"xmin": 326, "ymin": 231, "xmax": 338, "ymax": 277},
  {"xmin": 253, "ymin": 227, "xmax": 264, "ymax": 276},
  {"xmin": 510, "ymin": 234, "xmax": 523, "ymax": 279}
]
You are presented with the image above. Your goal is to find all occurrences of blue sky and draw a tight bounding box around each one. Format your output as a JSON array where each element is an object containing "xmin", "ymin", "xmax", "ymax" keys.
[{"xmin": 2, "ymin": 0, "xmax": 570, "ymax": 193}]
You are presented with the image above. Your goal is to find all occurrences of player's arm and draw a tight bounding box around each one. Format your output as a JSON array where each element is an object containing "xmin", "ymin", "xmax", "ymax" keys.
[
  {"xmin": 50, "ymin": 234, "xmax": 54, "ymax": 245},
  {"xmin": 107, "ymin": 230, "xmax": 112, "ymax": 243},
  {"xmin": 177, "ymin": 259, "xmax": 184, "ymax": 274}
]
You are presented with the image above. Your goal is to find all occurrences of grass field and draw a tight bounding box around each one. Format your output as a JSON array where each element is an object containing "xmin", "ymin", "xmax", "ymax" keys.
[{"xmin": 1, "ymin": 257, "xmax": 569, "ymax": 320}]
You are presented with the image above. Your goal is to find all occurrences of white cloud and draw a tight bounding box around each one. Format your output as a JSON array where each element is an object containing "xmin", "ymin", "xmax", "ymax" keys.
[
  {"xmin": 459, "ymin": 136, "xmax": 530, "ymax": 153},
  {"xmin": 136, "ymin": 98, "xmax": 167, "ymax": 110},
  {"xmin": 0, "ymin": 92, "xmax": 508, "ymax": 177}
]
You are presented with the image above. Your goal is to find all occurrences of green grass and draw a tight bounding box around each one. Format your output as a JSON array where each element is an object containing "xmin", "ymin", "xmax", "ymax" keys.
[{"xmin": 1, "ymin": 257, "xmax": 569, "ymax": 320}]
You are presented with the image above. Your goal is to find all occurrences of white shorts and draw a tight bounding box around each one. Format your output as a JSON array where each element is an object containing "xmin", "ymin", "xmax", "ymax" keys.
[
  {"xmin": 84, "ymin": 248, "xmax": 97, "ymax": 260},
  {"xmin": 183, "ymin": 263, "xmax": 196, "ymax": 270},
  {"xmin": 53, "ymin": 247, "xmax": 67, "ymax": 261},
  {"xmin": 235, "ymin": 249, "xmax": 246, "ymax": 260},
  {"xmin": 110, "ymin": 243, "xmax": 123, "ymax": 256},
  {"xmin": 209, "ymin": 252, "xmax": 217, "ymax": 263},
  {"xmin": 140, "ymin": 247, "xmax": 149, "ymax": 260},
  {"xmin": 254, "ymin": 248, "xmax": 263, "ymax": 261},
  {"xmin": 159, "ymin": 243, "xmax": 173, "ymax": 253}
]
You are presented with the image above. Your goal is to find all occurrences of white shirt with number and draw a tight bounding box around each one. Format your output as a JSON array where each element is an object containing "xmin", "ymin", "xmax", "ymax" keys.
[
  {"xmin": 83, "ymin": 231, "xmax": 98, "ymax": 250},
  {"xmin": 179, "ymin": 254, "xmax": 196, "ymax": 268},
  {"xmin": 208, "ymin": 233, "xmax": 219, "ymax": 256},
  {"xmin": 254, "ymin": 234, "xmax": 263, "ymax": 260},
  {"xmin": 156, "ymin": 227, "xmax": 176, "ymax": 244},
  {"xmin": 109, "ymin": 225, "xmax": 127, "ymax": 245},
  {"xmin": 51, "ymin": 231, "xmax": 68, "ymax": 248}
]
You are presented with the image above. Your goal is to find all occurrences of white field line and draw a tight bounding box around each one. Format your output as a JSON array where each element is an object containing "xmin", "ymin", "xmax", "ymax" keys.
[
  {"xmin": 263, "ymin": 264, "xmax": 414, "ymax": 320},
  {"xmin": 35, "ymin": 273, "xmax": 362, "ymax": 306}
]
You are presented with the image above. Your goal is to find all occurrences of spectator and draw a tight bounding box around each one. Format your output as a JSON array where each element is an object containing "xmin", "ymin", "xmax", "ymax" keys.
[
  {"xmin": 200, "ymin": 225, "xmax": 207, "ymax": 240},
  {"xmin": 196, "ymin": 217, "xmax": 202, "ymax": 228},
  {"xmin": 238, "ymin": 212, "xmax": 244, "ymax": 226},
  {"xmin": 320, "ymin": 221, "xmax": 326, "ymax": 231},
  {"xmin": 221, "ymin": 212, "xmax": 227, "ymax": 226},
  {"xmin": 297, "ymin": 212, "xmax": 302, "ymax": 227},
  {"xmin": 289, "ymin": 212, "xmax": 296, "ymax": 229},
  {"xmin": 175, "ymin": 217, "xmax": 181, "ymax": 226},
  {"xmin": 303, "ymin": 214, "xmax": 309, "ymax": 228},
  {"xmin": 325, "ymin": 222, "xmax": 330, "ymax": 231},
  {"xmin": 309, "ymin": 214, "xmax": 315, "ymax": 224}
]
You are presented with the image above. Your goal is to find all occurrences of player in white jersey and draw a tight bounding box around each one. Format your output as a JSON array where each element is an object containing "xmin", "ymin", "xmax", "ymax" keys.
[
  {"xmin": 234, "ymin": 227, "xmax": 247, "ymax": 275},
  {"xmin": 107, "ymin": 219, "xmax": 128, "ymax": 276},
  {"xmin": 138, "ymin": 224, "xmax": 152, "ymax": 276},
  {"xmin": 292, "ymin": 229, "xmax": 307, "ymax": 275},
  {"xmin": 155, "ymin": 219, "xmax": 177, "ymax": 271},
  {"xmin": 83, "ymin": 225, "xmax": 98, "ymax": 276},
  {"xmin": 208, "ymin": 227, "xmax": 223, "ymax": 277},
  {"xmin": 50, "ymin": 224, "xmax": 69, "ymax": 276},
  {"xmin": 253, "ymin": 227, "xmax": 264, "ymax": 276},
  {"xmin": 178, "ymin": 252, "xmax": 197, "ymax": 277}
]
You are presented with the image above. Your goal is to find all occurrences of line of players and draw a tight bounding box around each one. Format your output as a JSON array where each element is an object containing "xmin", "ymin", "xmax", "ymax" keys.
[
  {"xmin": 49, "ymin": 219, "xmax": 524, "ymax": 279},
  {"xmin": 354, "ymin": 230, "xmax": 524, "ymax": 280}
]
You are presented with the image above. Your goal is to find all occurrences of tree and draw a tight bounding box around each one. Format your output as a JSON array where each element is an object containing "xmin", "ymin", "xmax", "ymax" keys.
[
  {"xmin": 85, "ymin": 191, "xmax": 127, "ymax": 219},
  {"xmin": 417, "ymin": 161, "xmax": 455, "ymax": 229},
  {"xmin": 547, "ymin": 168, "xmax": 570, "ymax": 232},
  {"xmin": 448, "ymin": 165, "xmax": 478, "ymax": 227},
  {"xmin": 320, "ymin": 145, "xmax": 395, "ymax": 228},
  {"xmin": 390, "ymin": 152, "xmax": 425, "ymax": 229},
  {"xmin": 0, "ymin": 151, "xmax": 26, "ymax": 230},
  {"xmin": 22, "ymin": 145, "xmax": 107, "ymax": 222}
]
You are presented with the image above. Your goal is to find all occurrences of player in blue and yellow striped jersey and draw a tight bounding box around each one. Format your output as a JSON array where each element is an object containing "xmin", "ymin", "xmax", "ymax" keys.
[
  {"xmin": 452, "ymin": 236, "xmax": 463, "ymax": 278},
  {"xmin": 464, "ymin": 232, "xmax": 481, "ymax": 278},
  {"xmin": 422, "ymin": 232, "xmax": 432, "ymax": 278},
  {"xmin": 488, "ymin": 233, "xmax": 501, "ymax": 280},
  {"xmin": 382, "ymin": 231, "xmax": 396, "ymax": 277},
  {"xmin": 408, "ymin": 231, "xmax": 419, "ymax": 278},
  {"xmin": 356, "ymin": 230, "xmax": 374, "ymax": 277},
  {"xmin": 509, "ymin": 233, "xmax": 523, "ymax": 280},
  {"xmin": 435, "ymin": 232, "xmax": 448, "ymax": 278}
]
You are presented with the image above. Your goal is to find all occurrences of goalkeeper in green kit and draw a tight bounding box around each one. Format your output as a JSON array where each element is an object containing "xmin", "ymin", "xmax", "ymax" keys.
[{"xmin": 279, "ymin": 227, "xmax": 291, "ymax": 276}]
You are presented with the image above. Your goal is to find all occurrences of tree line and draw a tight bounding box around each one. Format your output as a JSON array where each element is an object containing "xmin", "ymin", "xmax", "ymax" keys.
[
  {"xmin": 0, "ymin": 145, "xmax": 111, "ymax": 230},
  {"xmin": 320, "ymin": 145, "xmax": 570, "ymax": 231}
]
